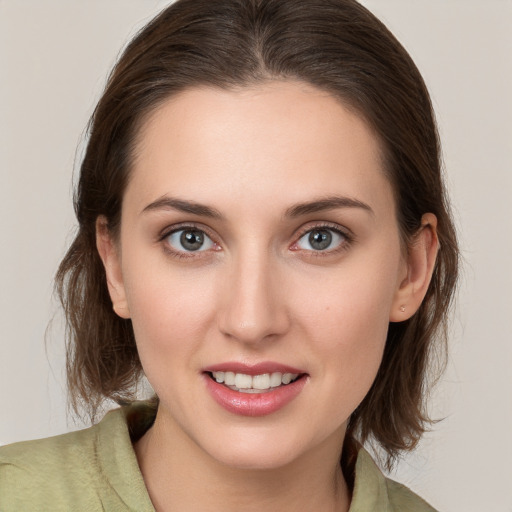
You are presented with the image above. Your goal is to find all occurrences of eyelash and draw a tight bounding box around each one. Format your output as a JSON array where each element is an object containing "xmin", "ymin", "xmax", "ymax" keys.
[
  {"xmin": 291, "ymin": 222, "xmax": 354, "ymax": 257},
  {"xmin": 158, "ymin": 222, "xmax": 354, "ymax": 259},
  {"xmin": 158, "ymin": 223, "xmax": 219, "ymax": 260}
]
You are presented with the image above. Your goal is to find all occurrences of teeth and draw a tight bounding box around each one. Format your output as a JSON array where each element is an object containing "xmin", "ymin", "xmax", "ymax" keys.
[
  {"xmin": 269, "ymin": 372, "xmax": 282, "ymax": 387},
  {"xmin": 211, "ymin": 371, "xmax": 299, "ymax": 392},
  {"xmin": 282, "ymin": 373, "xmax": 293, "ymax": 385},
  {"xmin": 252, "ymin": 374, "xmax": 270, "ymax": 390},
  {"xmin": 235, "ymin": 373, "xmax": 252, "ymax": 389}
]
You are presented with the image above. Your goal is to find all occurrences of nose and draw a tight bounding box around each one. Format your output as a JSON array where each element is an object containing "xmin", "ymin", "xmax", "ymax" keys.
[{"xmin": 217, "ymin": 247, "xmax": 291, "ymax": 345}]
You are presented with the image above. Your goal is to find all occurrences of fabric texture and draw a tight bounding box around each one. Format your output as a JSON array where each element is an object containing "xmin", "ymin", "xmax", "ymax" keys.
[{"xmin": 0, "ymin": 402, "xmax": 437, "ymax": 511}]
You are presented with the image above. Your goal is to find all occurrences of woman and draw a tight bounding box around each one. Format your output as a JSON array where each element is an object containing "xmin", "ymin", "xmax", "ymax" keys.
[{"xmin": 0, "ymin": 0, "xmax": 458, "ymax": 510}]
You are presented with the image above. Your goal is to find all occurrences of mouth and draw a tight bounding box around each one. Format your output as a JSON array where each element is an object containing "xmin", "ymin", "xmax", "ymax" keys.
[
  {"xmin": 206, "ymin": 371, "xmax": 303, "ymax": 394},
  {"xmin": 202, "ymin": 362, "xmax": 309, "ymax": 416}
]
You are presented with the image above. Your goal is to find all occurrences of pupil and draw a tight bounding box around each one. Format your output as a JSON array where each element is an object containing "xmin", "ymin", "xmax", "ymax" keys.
[
  {"xmin": 309, "ymin": 230, "xmax": 331, "ymax": 250},
  {"xmin": 181, "ymin": 230, "xmax": 204, "ymax": 251}
]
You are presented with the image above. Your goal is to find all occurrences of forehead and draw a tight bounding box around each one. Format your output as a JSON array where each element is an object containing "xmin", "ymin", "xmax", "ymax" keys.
[{"xmin": 127, "ymin": 81, "xmax": 393, "ymax": 216}]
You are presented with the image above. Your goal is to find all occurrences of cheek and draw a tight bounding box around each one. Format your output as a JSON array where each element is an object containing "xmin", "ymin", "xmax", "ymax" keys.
[
  {"xmin": 121, "ymin": 257, "xmax": 219, "ymax": 373},
  {"xmin": 291, "ymin": 249, "xmax": 401, "ymax": 396},
  {"xmin": 295, "ymin": 251, "xmax": 398, "ymax": 340},
  {"xmin": 299, "ymin": 283, "xmax": 390, "ymax": 377}
]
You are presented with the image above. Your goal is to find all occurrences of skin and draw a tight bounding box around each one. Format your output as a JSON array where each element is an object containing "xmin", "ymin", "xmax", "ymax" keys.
[{"xmin": 97, "ymin": 81, "xmax": 438, "ymax": 512}]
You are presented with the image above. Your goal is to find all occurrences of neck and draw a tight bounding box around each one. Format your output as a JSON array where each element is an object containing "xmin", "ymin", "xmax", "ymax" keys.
[{"xmin": 135, "ymin": 409, "xmax": 351, "ymax": 512}]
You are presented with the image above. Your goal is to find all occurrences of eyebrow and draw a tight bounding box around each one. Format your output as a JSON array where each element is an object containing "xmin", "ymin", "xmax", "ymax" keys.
[
  {"xmin": 141, "ymin": 194, "xmax": 373, "ymax": 219},
  {"xmin": 141, "ymin": 196, "xmax": 224, "ymax": 219},
  {"xmin": 285, "ymin": 196, "xmax": 374, "ymax": 218}
]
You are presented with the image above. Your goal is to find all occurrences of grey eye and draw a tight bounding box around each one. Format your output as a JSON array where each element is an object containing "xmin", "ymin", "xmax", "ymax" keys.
[
  {"xmin": 297, "ymin": 228, "xmax": 344, "ymax": 251},
  {"xmin": 167, "ymin": 229, "xmax": 214, "ymax": 252}
]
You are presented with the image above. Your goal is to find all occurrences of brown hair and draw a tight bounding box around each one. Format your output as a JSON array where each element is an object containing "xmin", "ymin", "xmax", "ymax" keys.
[{"xmin": 56, "ymin": 0, "xmax": 458, "ymax": 469}]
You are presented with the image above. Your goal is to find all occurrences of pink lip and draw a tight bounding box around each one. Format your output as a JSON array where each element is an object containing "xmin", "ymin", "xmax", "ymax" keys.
[
  {"xmin": 202, "ymin": 362, "xmax": 308, "ymax": 417},
  {"xmin": 202, "ymin": 361, "xmax": 306, "ymax": 376}
]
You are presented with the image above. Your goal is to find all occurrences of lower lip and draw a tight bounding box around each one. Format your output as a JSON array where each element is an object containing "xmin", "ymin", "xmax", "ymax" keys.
[{"xmin": 203, "ymin": 374, "xmax": 308, "ymax": 417}]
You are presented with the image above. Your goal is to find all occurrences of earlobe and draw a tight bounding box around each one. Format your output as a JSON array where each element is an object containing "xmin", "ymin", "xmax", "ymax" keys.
[
  {"xmin": 390, "ymin": 213, "xmax": 439, "ymax": 322},
  {"xmin": 96, "ymin": 216, "xmax": 131, "ymax": 319}
]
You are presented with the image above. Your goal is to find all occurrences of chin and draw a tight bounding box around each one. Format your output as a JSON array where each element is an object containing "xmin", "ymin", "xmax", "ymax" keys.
[
  {"xmin": 195, "ymin": 421, "xmax": 343, "ymax": 472},
  {"xmin": 207, "ymin": 440, "xmax": 304, "ymax": 471}
]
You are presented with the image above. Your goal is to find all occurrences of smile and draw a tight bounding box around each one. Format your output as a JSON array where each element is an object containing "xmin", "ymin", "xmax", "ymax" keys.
[
  {"xmin": 202, "ymin": 363, "xmax": 308, "ymax": 416},
  {"xmin": 210, "ymin": 371, "xmax": 300, "ymax": 393}
]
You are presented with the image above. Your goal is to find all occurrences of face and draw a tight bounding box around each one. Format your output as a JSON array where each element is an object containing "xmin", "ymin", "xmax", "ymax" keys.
[{"xmin": 103, "ymin": 81, "xmax": 411, "ymax": 470}]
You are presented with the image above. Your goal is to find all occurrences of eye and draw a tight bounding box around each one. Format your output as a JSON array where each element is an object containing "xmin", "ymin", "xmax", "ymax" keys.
[
  {"xmin": 166, "ymin": 228, "xmax": 215, "ymax": 252},
  {"xmin": 295, "ymin": 227, "xmax": 346, "ymax": 252}
]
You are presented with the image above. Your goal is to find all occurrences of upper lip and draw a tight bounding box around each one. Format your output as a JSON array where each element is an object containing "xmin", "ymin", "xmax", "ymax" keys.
[{"xmin": 202, "ymin": 361, "xmax": 307, "ymax": 376}]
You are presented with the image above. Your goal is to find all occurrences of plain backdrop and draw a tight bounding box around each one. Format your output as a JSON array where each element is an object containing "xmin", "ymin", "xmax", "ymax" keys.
[{"xmin": 1, "ymin": 1, "xmax": 511, "ymax": 510}]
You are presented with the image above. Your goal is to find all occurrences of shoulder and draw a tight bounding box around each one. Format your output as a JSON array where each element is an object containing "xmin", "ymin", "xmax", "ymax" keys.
[
  {"xmin": 350, "ymin": 448, "xmax": 438, "ymax": 512},
  {"xmin": 385, "ymin": 477, "xmax": 438, "ymax": 512},
  {"xmin": 0, "ymin": 409, "xmax": 119, "ymax": 510},
  {"xmin": 0, "ymin": 414, "xmax": 101, "ymax": 469},
  {"xmin": 0, "ymin": 420, "xmax": 101, "ymax": 510},
  {"xmin": 0, "ymin": 404, "xmax": 154, "ymax": 511}
]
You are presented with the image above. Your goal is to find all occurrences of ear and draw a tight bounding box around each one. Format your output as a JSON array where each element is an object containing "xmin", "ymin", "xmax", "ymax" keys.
[
  {"xmin": 96, "ymin": 216, "xmax": 131, "ymax": 319},
  {"xmin": 390, "ymin": 213, "xmax": 439, "ymax": 322}
]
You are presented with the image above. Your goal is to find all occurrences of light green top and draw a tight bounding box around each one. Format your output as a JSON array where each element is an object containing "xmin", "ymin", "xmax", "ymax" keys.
[{"xmin": 0, "ymin": 403, "xmax": 437, "ymax": 511}]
